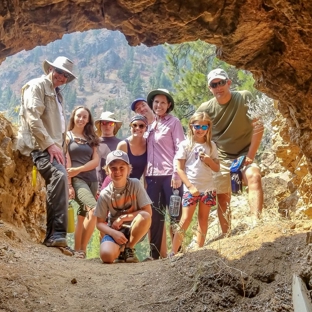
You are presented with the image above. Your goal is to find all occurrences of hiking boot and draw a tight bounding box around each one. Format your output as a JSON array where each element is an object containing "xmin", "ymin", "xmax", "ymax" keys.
[
  {"xmin": 43, "ymin": 236, "xmax": 67, "ymax": 247},
  {"xmin": 113, "ymin": 252, "xmax": 125, "ymax": 263},
  {"xmin": 124, "ymin": 247, "xmax": 139, "ymax": 263}
]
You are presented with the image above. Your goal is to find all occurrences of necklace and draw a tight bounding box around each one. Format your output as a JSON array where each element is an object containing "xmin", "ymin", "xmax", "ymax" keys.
[{"xmin": 110, "ymin": 180, "xmax": 131, "ymax": 210}]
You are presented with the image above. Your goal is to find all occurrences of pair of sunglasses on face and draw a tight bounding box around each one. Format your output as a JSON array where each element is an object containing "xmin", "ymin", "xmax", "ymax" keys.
[
  {"xmin": 130, "ymin": 123, "xmax": 146, "ymax": 129},
  {"xmin": 210, "ymin": 79, "xmax": 227, "ymax": 89},
  {"xmin": 192, "ymin": 124, "xmax": 209, "ymax": 130},
  {"xmin": 101, "ymin": 121, "xmax": 115, "ymax": 126},
  {"xmin": 54, "ymin": 68, "xmax": 72, "ymax": 79}
]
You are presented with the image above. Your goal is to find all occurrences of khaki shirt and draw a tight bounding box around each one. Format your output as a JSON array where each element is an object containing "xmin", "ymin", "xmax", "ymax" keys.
[{"xmin": 22, "ymin": 75, "xmax": 66, "ymax": 151}]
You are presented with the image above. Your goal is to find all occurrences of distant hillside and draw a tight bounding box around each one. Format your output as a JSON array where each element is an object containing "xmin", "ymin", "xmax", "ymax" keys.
[{"xmin": 0, "ymin": 29, "xmax": 171, "ymax": 138}]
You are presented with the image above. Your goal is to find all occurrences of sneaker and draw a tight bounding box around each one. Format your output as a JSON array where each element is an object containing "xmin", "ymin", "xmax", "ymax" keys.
[
  {"xmin": 43, "ymin": 236, "xmax": 67, "ymax": 247},
  {"xmin": 114, "ymin": 252, "xmax": 125, "ymax": 263},
  {"xmin": 124, "ymin": 247, "xmax": 139, "ymax": 263}
]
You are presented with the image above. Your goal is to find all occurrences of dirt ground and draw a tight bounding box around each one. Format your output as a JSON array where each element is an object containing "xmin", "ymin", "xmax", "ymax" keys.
[{"xmin": 1, "ymin": 196, "xmax": 312, "ymax": 312}]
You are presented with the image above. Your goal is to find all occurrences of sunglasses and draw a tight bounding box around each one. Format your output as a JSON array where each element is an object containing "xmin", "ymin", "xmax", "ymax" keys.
[
  {"xmin": 101, "ymin": 121, "xmax": 115, "ymax": 126},
  {"xmin": 192, "ymin": 124, "xmax": 209, "ymax": 130},
  {"xmin": 73, "ymin": 137, "xmax": 88, "ymax": 144},
  {"xmin": 130, "ymin": 123, "xmax": 146, "ymax": 129},
  {"xmin": 54, "ymin": 68, "xmax": 72, "ymax": 79},
  {"xmin": 210, "ymin": 80, "xmax": 227, "ymax": 89}
]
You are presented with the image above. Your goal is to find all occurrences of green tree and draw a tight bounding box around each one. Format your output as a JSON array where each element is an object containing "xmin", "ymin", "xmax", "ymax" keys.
[
  {"xmin": 99, "ymin": 63, "xmax": 105, "ymax": 82},
  {"xmin": 118, "ymin": 61, "xmax": 132, "ymax": 84},
  {"xmin": 130, "ymin": 69, "xmax": 144, "ymax": 97},
  {"xmin": 165, "ymin": 40, "xmax": 260, "ymax": 121},
  {"xmin": 78, "ymin": 74, "xmax": 84, "ymax": 91},
  {"xmin": 73, "ymin": 37, "xmax": 80, "ymax": 54}
]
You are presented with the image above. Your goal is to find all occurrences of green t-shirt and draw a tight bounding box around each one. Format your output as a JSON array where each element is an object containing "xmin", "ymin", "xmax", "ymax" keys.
[{"xmin": 197, "ymin": 91, "xmax": 253, "ymax": 160}]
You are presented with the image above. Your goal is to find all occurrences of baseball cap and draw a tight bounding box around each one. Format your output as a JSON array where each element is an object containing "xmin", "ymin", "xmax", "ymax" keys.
[
  {"xmin": 207, "ymin": 68, "xmax": 229, "ymax": 85},
  {"xmin": 130, "ymin": 98, "xmax": 147, "ymax": 112},
  {"xmin": 106, "ymin": 150, "xmax": 130, "ymax": 166}
]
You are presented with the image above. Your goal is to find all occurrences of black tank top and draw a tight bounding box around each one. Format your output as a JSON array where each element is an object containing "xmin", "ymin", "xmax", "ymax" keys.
[
  {"xmin": 125, "ymin": 139, "xmax": 147, "ymax": 180},
  {"xmin": 67, "ymin": 131, "xmax": 97, "ymax": 182}
]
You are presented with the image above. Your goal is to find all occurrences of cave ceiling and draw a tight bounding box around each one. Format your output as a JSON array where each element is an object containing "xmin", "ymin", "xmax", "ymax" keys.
[{"xmin": 1, "ymin": 0, "xmax": 312, "ymax": 168}]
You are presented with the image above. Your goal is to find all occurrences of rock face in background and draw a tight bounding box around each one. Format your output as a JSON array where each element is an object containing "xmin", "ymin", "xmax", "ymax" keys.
[{"xmin": 0, "ymin": 0, "xmax": 312, "ymax": 237}]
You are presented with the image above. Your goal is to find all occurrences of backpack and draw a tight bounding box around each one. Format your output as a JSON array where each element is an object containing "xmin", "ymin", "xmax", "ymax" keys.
[
  {"xmin": 229, "ymin": 156, "xmax": 246, "ymax": 194},
  {"xmin": 15, "ymin": 84, "xmax": 36, "ymax": 156}
]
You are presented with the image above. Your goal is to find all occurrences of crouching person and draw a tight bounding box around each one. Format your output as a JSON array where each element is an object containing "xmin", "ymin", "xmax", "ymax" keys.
[{"xmin": 94, "ymin": 150, "xmax": 152, "ymax": 263}]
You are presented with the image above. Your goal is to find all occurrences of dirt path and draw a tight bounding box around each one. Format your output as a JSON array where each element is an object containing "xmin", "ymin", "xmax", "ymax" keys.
[{"xmin": 1, "ymin": 205, "xmax": 312, "ymax": 312}]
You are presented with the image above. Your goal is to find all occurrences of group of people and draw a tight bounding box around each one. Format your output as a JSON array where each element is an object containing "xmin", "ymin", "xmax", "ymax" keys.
[{"xmin": 17, "ymin": 56, "xmax": 264, "ymax": 264}]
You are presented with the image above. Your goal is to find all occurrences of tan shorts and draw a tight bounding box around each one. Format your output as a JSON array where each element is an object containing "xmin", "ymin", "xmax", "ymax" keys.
[{"xmin": 214, "ymin": 158, "xmax": 259, "ymax": 194}]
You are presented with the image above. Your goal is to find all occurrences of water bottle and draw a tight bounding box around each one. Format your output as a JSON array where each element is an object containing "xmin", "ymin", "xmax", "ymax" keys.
[
  {"xmin": 169, "ymin": 189, "xmax": 181, "ymax": 217},
  {"xmin": 67, "ymin": 200, "xmax": 75, "ymax": 233},
  {"xmin": 32, "ymin": 165, "xmax": 37, "ymax": 187}
]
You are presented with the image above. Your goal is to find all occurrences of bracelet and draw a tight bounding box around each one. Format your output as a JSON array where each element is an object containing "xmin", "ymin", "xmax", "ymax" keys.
[
  {"xmin": 186, "ymin": 184, "xmax": 192, "ymax": 188},
  {"xmin": 68, "ymin": 184, "xmax": 72, "ymax": 187}
]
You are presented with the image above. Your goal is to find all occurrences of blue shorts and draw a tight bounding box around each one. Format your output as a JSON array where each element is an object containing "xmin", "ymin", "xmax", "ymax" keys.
[
  {"xmin": 101, "ymin": 234, "xmax": 116, "ymax": 244},
  {"xmin": 182, "ymin": 190, "xmax": 217, "ymax": 207},
  {"xmin": 101, "ymin": 228, "xmax": 146, "ymax": 246}
]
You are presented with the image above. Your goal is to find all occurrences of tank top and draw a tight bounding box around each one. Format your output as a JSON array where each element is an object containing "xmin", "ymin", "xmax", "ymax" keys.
[
  {"xmin": 125, "ymin": 139, "xmax": 147, "ymax": 180},
  {"xmin": 67, "ymin": 131, "xmax": 97, "ymax": 182}
]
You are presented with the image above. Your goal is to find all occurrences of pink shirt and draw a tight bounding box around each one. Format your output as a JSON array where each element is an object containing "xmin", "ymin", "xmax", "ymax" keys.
[{"xmin": 146, "ymin": 114, "xmax": 185, "ymax": 178}]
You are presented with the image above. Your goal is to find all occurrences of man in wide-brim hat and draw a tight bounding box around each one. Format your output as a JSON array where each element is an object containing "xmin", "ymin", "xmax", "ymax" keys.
[{"xmin": 16, "ymin": 56, "xmax": 76, "ymax": 250}]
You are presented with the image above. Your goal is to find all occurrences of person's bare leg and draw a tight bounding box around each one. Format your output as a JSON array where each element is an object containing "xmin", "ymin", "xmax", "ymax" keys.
[
  {"xmin": 171, "ymin": 205, "xmax": 196, "ymax": 254},
  {"xmin": 197, "ymin": 203, "xmax": 211, "ymax": 247},
  {"xmin": 127, "ymin": 211, "xmax": 151, "ymax": 248},
  {"xmin": 243, "ymin": 166, "xmax": 263, "ymax": 218},
  {"xmin": 217, "ymin": 193, "xmax": 231, "ymax": 234},
  {"xmin": 100, "ymin": 241, "xmax": 120, "ymax": 263},
  {"xmin": 74, "ymin": 215, "xmax": 84, "ymax": 251},
  {"xmin": 81, "ymin": 207, "xmax": 97, "ymax": 252}
]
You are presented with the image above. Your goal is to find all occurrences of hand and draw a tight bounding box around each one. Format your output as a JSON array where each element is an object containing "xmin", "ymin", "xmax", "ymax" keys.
[
  {"xmin": 111, "ymin": 217, "xmax": 123, "ymax": 230},
  {"xmin": 112, "ymin": 230, "xmax": 128, "ymax": 245},
  {"xmin": 47, "ymin": 144, "xmax": 65, "ymax": 165},
  {"xmin": 244, "ymin": 156, "xmax": 253, "ymax": 166},
  {"xmin": 199, "ymin": 152, "xmax": 207, "ymax": 162},
  {"xmin": 68, "ymin": 186, "xmax": 75, "ymax": 200},
  {"xmin": 188, "ymin": 184, "xmax": 200, "ymax": 196},
  {"xmin": 171, "ymin": 178, "xmax": 182, "ymax": 189},
  {"xmin": 67, "ymin": 167, "xmax": 81, "ymax": 178}
]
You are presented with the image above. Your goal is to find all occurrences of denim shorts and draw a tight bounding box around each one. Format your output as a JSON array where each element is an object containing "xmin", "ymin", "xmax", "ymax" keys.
[
  {"xmin": 182, "ymin": 190, "xmax": 217, "ymax": 207},
  {"xmin": 101, "ymin": 227, "xmax": 146, "ymax": 246},
  {"xmin": 72, "ymin": 177, "xmax": 98, "ymax": 217}
]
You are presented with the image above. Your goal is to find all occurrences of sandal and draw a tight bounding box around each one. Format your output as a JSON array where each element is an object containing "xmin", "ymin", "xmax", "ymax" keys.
[
  {"xmin": 59, "ymin": 246, "xmax": 75, "ymax": 256},
  {"xmin": 167, "ymin": 251, "xmax": 175, "ymax": 259},
  {"xmin": 74, "ymin": 250, "xmax": 86, "ymax": 259}
]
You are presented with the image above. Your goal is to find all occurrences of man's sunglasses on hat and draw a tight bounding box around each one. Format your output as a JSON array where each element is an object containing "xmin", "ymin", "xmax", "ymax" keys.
[
  {"xmin": 210, "ymin": 79, "xmax": 227, "ymax": 89},
  {"xmin": 54, "ymin": 68, "xmax": 72, "ymax": 79}
]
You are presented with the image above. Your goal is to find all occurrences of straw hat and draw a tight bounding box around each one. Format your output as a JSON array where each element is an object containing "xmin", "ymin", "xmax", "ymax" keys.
[
  {"xmin": 147, "ymin": 88, "xmax": 174, "ymax": 113},
  {"xmin": 42, "ymin": 56, "xmax": 77, "ymax": 83},
  {"xmin": 94, "ymin": 111, "xmax": 122, "ymax": 136}
]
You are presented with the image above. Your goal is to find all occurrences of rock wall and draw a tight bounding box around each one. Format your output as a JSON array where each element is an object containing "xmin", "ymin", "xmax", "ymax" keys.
[{"xmin": 0, "ymin": 115, "xmax": 46, "ymax": 241}]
